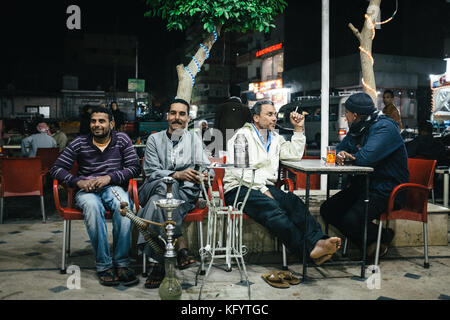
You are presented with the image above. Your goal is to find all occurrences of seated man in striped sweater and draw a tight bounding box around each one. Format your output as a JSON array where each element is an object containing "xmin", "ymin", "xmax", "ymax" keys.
[{"xmin": 50, "ymin": 106, "xmax": 141, "ymax": 287}]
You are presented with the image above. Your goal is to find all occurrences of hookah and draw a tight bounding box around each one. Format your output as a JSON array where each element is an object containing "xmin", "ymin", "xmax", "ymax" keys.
[
  {"xmin": 112, "ymin": 177, "xmax": 185, "ymax": 300},
  {"xmin": 153, "ymin": 177, "xmax": 185, "ymax": 300}
]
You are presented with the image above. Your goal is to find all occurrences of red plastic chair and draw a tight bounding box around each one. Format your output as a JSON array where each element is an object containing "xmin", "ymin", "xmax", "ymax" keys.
[
  {"xmin": 374, "ymin": 158, "xmax": 437, "ymax": 268},
  {"xmin": 0, "ymin": 157, "xmax": 45, "ymax": 223},
  {"xmin": 53, "ymin": 172, "xmax": 139, "ymax": 274},
  {"xmin": 280, "ymin": 155, "xmax": 321, "ymax": 190},
  {"xmin": 36, "ymin": 147, "xmax": 60, "ymax": 176}
]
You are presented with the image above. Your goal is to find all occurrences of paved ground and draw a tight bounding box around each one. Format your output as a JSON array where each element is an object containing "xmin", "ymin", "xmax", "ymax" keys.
[{"xmin": 0, "ymin": 188, "xmax": 450, "ymax": 302}]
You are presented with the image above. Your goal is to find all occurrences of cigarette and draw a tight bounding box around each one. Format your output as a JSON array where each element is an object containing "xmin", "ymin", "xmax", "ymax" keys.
[{"xmin": 295, "ymin": 106, "xmax": 299, "ymax": 113}]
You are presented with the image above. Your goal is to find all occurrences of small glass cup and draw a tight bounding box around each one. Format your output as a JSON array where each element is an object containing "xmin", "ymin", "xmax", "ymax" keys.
[{"xmin": 326, "ymin": 146, "xmax": 336, "ymax": 167}]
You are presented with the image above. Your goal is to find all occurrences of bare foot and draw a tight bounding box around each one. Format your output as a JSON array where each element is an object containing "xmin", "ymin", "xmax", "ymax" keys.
[{"xmin": 309, "ymin": 237, "xmax": 341, "ymax": 265}]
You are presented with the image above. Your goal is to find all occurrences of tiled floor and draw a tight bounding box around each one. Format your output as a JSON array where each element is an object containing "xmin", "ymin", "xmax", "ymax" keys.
[
  {"xmin": 1, "ymin": 215, "xmax": 449, "ymax": 301},
  {"xmin": 0, "ymin": 185, "xmax": 449, "ymax": 301}
]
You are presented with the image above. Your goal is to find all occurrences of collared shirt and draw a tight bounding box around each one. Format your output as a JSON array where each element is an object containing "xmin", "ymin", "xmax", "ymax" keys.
[
  {"xmin": 21, "ymin": 132, "xmax": 57, "ymax": 157},
  {"xmin": 251, "ymin": 123, "xmax": 272, "ymax": 152}
]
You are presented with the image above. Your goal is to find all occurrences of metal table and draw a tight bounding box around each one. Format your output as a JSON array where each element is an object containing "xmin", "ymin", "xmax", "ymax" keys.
[
  {"xmin": 280, "ymin": 159, "xmax": 374, "ymax": 280},
  {"xmin": 435, "ymin": 167, "xmax": 449, "ymax": 208},
  {"xmin": 197, "ymin": 163, "xmax": 256, "ymax": 300}
]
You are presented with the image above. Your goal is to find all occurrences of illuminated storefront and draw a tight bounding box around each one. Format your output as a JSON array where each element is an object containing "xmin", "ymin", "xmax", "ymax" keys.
[
  {"xmin": 247, "ymin": 43, "xmax": 289, "ymax": 111},
  {"xmin": 248, "ymin": 79, "xmax": 289, "ymax": 111}
]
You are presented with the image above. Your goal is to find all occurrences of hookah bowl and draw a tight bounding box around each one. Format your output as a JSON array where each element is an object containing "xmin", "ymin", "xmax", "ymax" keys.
[{"xmin": 154, "ymin": 177, "xmax": 185, "ymax": 300}]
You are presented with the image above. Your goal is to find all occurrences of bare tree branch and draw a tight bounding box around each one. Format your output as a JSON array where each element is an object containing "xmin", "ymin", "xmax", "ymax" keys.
[{"xmin": 348, "ymin": 23, "xmax": 362, "ymax": 42}]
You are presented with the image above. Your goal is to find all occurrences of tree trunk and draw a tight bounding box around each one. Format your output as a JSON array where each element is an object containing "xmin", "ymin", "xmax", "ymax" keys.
[
  {"xmin": 176, "ymin": 24, "xmax": 223, "ymax": 104},
  {"xmin": 349, "ymin": 0, "xmax": 381, "ymax": 104}
]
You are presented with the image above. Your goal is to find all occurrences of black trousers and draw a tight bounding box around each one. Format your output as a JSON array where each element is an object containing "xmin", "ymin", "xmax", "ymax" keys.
[
  {"xmin": 320, "ymin": 182, "xmax": 390, "ymax": 249},
  {"xmin": 225, "ymin": 185, "xmax": 327, "ymax": 256}
]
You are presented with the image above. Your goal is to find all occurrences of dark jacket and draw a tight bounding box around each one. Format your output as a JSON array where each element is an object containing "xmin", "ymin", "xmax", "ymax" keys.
[
  {"xmin": 406, "ymin": 135, "xmax": 446, "ymax": 165},
  {"xmin": 214, "ymin": 97, "xmax": 252, "ymax": 150},
  {"xmin": 79, "ymin": 113, "xmax": 91, "ymax": 135},
  {"xmin": 112, "ymin": 109, "xmax": 125, "ymax": 130},
  {"xmin": 338, "ymin": 115, "xmax": 409, "ymax": 200}
]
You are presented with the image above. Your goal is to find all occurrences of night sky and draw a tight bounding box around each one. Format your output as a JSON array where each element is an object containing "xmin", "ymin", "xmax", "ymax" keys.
[{"xmin": 0, "ymin": 0, "xmax": 448, "ymax": 97}]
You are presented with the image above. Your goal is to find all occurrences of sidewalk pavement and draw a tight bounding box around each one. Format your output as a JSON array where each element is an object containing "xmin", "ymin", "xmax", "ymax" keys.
[{"xmin": 1, "ymin": 210, "xmax": 449, "ymax": 301}]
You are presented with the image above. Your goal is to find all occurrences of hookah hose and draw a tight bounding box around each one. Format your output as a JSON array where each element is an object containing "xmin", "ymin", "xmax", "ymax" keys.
[
  {"xmin": 111, "ymin": 188, "xmax": 165, "ymax": 257},
  {"xmin": 118, "ymin": 203, "xmax": 165, "ymax": 257}
]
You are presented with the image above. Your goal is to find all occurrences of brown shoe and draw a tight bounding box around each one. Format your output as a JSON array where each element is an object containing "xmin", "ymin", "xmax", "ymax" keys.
[{"xmin": 367, "ymin": 228, "xmax": 395, "ymax": 263}]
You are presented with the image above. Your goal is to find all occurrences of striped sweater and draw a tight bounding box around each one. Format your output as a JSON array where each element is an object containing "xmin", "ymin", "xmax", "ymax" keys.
[{"xmin": 50, "ymin": 131, "xmax": 140, "ymax": 188}]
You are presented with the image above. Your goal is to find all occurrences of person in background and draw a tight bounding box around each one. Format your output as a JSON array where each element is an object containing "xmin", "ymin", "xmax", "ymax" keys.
[
  {"xmin": 214, "ymin": 84, "xmax": 252, "ymax": 151},
  {"xmin": 79, "ymin": 105, "xmax": 93, "ymax": 135},
  {"xmin": 111, "ymin": 101, "xmax": 125, "ymax": 132},
  {"xmin": 21, "ymin": 122, "xmax": 57, "ymax": 157},
  {"xmin": 406, "ymin": 121, "xmax": 446, "ymax": 165},
  {"xmin": 382, "ymin": 90, "xmax": 402, "ymax": 130},
  {"xmin": 49, "ymin": 121, "xmax": 68, "ymax": 152}
]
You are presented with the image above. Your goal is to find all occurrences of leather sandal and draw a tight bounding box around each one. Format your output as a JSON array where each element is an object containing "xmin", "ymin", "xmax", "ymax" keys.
[
  {"xmin": 177, "ymin": 248, "xmax": 196, "ymax": 270},
  {"xmin": 117, "ymin": 267, "xmax": 139, "ymax": 287},
  {"xmin": 261, "ymin": 271, "xmax": 290, "ymax": 289},
  {"xmin": 97, "ymin": 268, "xmax": 120, "ymax": 287},
  {"xmin": 277, "ymin": 271, "xmax": 301, "ymax": 285},
  {"xmin": 145, "ymin": 264, "xmax": 165, "ymax": 289}
]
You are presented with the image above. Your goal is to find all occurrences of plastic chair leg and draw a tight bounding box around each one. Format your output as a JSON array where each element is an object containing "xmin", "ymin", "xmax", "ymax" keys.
[
  {"xmin": 40, "ymin": 196, "xmax": 46, "ymax": 223},
  {"xmin": 142, "ymin": 252, "xmax": 147, "ymax": 277},
  {"xmin": 0, "ymin": 198, "xmax": 4, "ymax": 224},
  {"xmin": 198, "ymin": 221, "xmax": 205, "ymax": 275},
  {"xmin": 60, "ymin": 220, "xmax": 68, "ymax": 274},
  {"xmin": 282, "ymin": 244, "xmax": 288, "ymax": 270},
  {"xmin": 374, "ymin": 220, "xmax": 384, "ymax": 266},
  {"xmin": 67, "ymin": 220, "xmax": 71, "ymax": 256},
  {"xmin": 423, "ymin": 222, "xmax": 430, "ymax": 268},
  {"xmin": 342, "ymin": 238, "xmax": 349, "ymax": 257}
]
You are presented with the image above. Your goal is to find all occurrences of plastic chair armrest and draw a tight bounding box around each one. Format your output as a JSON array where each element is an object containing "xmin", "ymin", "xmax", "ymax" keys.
[
  {"xmin": 278, "ymin": 178, "xmax": 294, "ymax": 192},
  {"xmin": 216, "ymin": 177, "xmax": 226, "ymax": 205},
  {"xmin": 131, "ymin": 179, "xmax": 140, "ymax": 212},
  {"xmin": 52, "ymin": 179, "xmax": 64, "ymax": 217},
  {"xmin": 387, "ymin": 182, "xmax": 429, "ymax": 214}
]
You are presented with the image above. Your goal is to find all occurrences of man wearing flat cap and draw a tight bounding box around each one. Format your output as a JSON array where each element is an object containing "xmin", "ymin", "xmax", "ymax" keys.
[{"xmin": 320, "ymin": 93, "xmax": 409, "ymax": 263}]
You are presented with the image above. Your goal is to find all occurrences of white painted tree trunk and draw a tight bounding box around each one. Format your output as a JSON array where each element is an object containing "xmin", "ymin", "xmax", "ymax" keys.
[
  {"xmin": 176, "ymin": 24, "xmax": 223, "ymax": 104},
  {"xmin": 349, "ymin": 0, "xmax": 382, "ymax": 104}
]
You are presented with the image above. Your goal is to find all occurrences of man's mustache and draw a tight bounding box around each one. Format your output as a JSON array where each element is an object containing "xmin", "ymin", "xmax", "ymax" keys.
[{"xmin": 172, "ymin": 120, "xmax": 183, "ymax": 125}]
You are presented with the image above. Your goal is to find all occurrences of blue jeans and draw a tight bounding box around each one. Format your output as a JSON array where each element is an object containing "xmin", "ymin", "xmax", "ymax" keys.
[
  {"xmin": 75, "ymin": 185, "xmax": 132, "ymax": 272},
  {"xmin": 225, "ymin": 185, "xmax": 328, "ymax": 256}
]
